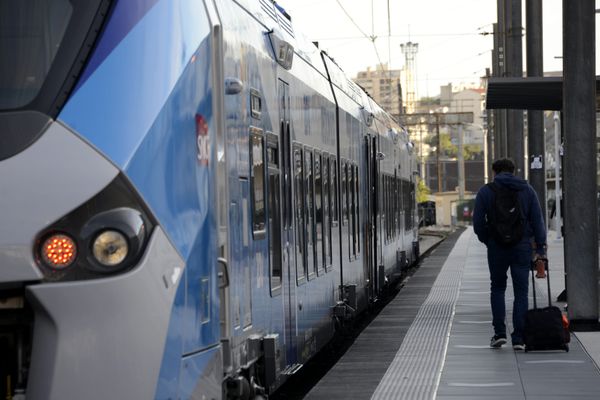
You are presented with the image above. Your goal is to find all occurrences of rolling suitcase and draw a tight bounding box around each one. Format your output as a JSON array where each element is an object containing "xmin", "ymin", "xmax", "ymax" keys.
[{"xmin": 523, "ymin": 259, "xmax": 569, "ymax": 352}]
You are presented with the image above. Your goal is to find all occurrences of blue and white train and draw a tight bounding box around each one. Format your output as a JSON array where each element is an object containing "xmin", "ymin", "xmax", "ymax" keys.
[{"xmin": 0, "ymin": 0, "xmax": 418, "ymax": 398}]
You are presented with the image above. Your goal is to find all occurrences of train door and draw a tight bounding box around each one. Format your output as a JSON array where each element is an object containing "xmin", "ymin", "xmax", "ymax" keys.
[
  {"xmin": 278, "ymin": 79, "xmax": 297, "ymax": 365},
  {"xmin": 363, "ymin": 135, "xmax": 374, "ymax": 300}
]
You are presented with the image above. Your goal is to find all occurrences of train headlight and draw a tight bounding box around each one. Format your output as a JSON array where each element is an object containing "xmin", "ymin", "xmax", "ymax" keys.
[
  {"xmin": 81, "ymin": 207, "xmax": 146, "ymax": 273},
  {"xmin": 92, "ymin": 230, "xmax": 129, "ymax": 267},
  {"xmin": 41, "ymin": 233, "xmax": 77, "ymax": 269},
  {"xmin": 34, "ymin": 176, "xmax": 155, "ymax": 282}
]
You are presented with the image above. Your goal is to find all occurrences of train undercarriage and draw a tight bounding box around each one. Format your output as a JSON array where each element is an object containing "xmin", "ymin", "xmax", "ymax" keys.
[{"xmin": 0, "ymin": 287, "xmax": 32, "ymax": 400}]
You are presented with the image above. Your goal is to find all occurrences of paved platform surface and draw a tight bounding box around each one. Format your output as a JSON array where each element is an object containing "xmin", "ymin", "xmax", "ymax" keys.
[{"xmin": 306, "ymin": 228, "xmax": 600, "ymax": 399}]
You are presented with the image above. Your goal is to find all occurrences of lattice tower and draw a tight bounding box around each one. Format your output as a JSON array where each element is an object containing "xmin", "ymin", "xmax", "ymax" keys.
[{"xmin": 400, "ymin": 42, "xmax": 418, "ymax": 114}]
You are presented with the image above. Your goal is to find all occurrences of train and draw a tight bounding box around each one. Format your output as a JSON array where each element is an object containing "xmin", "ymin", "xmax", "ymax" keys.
[{"xmin": 0, "ymin": 0, "xmax": 419, "ymax": 398}]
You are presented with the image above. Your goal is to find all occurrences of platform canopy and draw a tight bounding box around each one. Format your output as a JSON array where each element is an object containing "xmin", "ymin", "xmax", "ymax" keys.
[{"xmin": 485, "ymin": 76, "xmax": 600, "ymax": 111}]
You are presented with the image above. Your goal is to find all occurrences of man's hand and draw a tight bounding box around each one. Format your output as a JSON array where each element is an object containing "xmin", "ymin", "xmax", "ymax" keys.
[{"xmin": 534, "ymin": 256, "xmax": 547, "ymax": 278}]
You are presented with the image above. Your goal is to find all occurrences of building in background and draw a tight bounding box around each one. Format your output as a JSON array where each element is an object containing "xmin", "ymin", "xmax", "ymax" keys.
[
  {"xmin": 353, "ymin": 68, "xmax": 487, "ymax": 196},
  {"xmin": 446, "ymin": 85, "xmax": 485, "ymax": 146},
  {"xmin": 405, "ymin": 83, "xmax": 486, "ymax": 194},
  {"xmin": 353, "ymin": 64, "xmax": 402, "ymax": 116}
]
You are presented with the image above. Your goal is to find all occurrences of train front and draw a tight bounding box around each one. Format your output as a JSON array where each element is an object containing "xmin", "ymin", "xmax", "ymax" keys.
[{"xmin": 0, "ymin": 1, "xmax": 221, "ymax": 399}]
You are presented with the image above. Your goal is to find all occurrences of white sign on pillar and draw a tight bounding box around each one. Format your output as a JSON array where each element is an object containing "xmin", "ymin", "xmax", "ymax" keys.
[{"xmin": 530, "ymin": 154, "xmax": 543, "ymax": 170}]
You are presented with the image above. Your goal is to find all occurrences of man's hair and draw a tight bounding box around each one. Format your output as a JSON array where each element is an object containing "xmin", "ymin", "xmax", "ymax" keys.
[{"xmin": 492, "ymin": 158, "xmax": 515, "ymax": 174}]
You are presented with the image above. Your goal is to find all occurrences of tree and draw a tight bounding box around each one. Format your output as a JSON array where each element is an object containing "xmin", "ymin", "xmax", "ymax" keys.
[
  {"xmin": 416, "ymin": 177, "xmax": 431, "ymax": 203},
  {"xmin": 425, "ymin": 133, "xmax": 483, "ymax": 160},
  {"xmin": 425, "ymin": 133, "xmax": 456, "ymax": 158},
  {"xmin": 463, "ymin": 144, "xmax": 483, "ymax": 160}
]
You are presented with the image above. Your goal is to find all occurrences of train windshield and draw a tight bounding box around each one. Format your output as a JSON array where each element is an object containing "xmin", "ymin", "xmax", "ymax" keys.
[{"xmin": 0, "ymin": 0, "xmax": 73, "ymax": 109}]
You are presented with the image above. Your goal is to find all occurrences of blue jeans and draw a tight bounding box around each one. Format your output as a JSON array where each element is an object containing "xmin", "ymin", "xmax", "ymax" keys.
[{"xmin": 487, "ymin": 241, "xmax": 531, "ymax": 343}]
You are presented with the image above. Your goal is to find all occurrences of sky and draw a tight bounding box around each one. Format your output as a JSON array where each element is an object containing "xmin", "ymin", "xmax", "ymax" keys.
[{"xmin": 280, "ymin": 0, "xmax": 599, "ymax": 98}]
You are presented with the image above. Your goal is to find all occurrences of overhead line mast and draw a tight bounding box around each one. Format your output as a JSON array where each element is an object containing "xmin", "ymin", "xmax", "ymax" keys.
[{"xmin": 400, "ymin": 41, "xmax": 418, "ymax": 114}]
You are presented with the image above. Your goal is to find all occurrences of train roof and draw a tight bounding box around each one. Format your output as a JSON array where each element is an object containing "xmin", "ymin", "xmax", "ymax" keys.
[
  {"xmin": 233, "ymin": 0, "xmax": 328, "ymax": 76},
  {"xmin": 236, "ymin": 0, "xmax": 409, "ymax": 143},
  {"xmin": 320, "ymin": 53, "xmax": 365, "ymax": 107}
]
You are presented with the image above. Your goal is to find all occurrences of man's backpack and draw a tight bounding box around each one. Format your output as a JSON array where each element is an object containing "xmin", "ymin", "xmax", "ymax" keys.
[{"xmin": 487, "ymin": 182, "xmax": 524, "ymax": 246}]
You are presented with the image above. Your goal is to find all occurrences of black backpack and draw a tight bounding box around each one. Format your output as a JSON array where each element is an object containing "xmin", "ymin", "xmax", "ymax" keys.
[{"xmin": 487, "ymin": 182, "xmax": 524, "ymax": 246}]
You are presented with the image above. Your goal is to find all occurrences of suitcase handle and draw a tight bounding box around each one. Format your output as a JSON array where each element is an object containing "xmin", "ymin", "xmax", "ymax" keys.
[{"xmin": 530, "ymin": 258, "xmax": 551, "ymax": 309}]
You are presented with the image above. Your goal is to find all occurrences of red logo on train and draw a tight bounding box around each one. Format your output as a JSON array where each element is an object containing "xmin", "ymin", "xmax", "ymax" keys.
[{"xmin": 195, "ymin": 114, "xmax": 209, "ymax": 166}]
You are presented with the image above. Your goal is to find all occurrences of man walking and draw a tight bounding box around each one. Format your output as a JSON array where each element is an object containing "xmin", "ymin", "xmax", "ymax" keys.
[{"xmin": 473, "ymin": 158, "xmax": 547, "ymax": 350}]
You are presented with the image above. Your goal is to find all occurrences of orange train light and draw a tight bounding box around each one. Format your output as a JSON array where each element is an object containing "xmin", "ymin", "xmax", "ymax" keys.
[{"xmin": 41, "ymin": 234, "xmax": 77, "ymax": 269}]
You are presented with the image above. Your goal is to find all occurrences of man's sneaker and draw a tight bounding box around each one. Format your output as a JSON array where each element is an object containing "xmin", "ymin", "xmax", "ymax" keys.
[
  {"xmin": 513, "ymin": 343, "xmax": 525, "ymax": 351},
  {"xmin": 490, "ymin": 335, "xmax": 507, "ymax": 348}
]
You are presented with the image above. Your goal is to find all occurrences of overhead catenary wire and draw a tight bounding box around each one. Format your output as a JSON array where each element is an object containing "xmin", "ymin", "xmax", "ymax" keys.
[
  {"xmin": 329, "ymin": 0, "xmax": 489, "ymax": 110},
  {"xmin": 334, "ymin": 0, "xmax": 370, "ymax": 40},
  {"xmin": 286, "ymin": 0, "xmax": 503, "ymax": 103},
  {"xmin": 334, "ymin": 0, "xmax": 390, "ymax": 103},
  {"xmin": 312, "ymin": 32, "xmax": 487, "ymax": 41}
]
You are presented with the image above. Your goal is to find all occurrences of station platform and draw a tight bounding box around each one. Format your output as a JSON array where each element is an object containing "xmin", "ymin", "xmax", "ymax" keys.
[{"xmin": 305, "ymin": 227, "xmax": 600, "ymax": 400}]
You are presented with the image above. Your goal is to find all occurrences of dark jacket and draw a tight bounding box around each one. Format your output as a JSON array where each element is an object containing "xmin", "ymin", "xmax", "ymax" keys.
[{"xmin": 473, "ymin": 172, "xmax": 546, "ymax": 255}]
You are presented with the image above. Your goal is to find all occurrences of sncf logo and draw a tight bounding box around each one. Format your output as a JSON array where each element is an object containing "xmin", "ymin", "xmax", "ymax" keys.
[{"xmin": 195, "ymin": 114, "xmax": 209, "ymax": 166}]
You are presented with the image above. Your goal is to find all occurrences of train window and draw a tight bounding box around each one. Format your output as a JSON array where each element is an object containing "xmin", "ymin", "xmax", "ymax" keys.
[
  {"xmin": 406, "ymin": 181, "xmax": 409, "ymax": 228},
  {"xmin": 267, "ymin": 140, "xmax": 278, "ymax": 166},
  {"xmin": 323, "ymin": 155, "xmax": 331, "ymax": 268},
  {"xmin": 394, "ymin": 176, "xmax": 398, "ymax": 238},
  {"xmin": 411, "ymin": 183, "xmax": 414, "ymax": 230},
  {"xmin": 354, "ymin": 164, "xmax": 360, "ymax": 255},
  {"xmin": 250, "ymin": 89, "xmax": 262, "ymax": 119},
  {"xmin": 399, "ymin": 178, "xmax": 403, "ymax": 234},
  {"xmin": 392, "ymin": 176, "xmax": 397, "ymax": 236},
  {"xmin": 391, "ymin": 175, "xmax": 395, "ymax": 238},
  {"xmin": 399, "ymin": 178, "xmax": 404, "ymax": 233},
  {"xmin": 305, "ymin": 149, "xmax": 315, "ymax": 277},
  {"xmin": 349, "ymin": 162, "xmax": 356, "ymax": 258},
  {"xmin": 379, "ymin": 173, "xmax": 384, "ymax": 241},
  {"xmin": 314, "ymin": 152, "xmax": 323, "ymax": 274},
  {"xmin": 267, "ymin": 136, "xmax": 282, "ymax": 294},
  {"xmin": 330, "ymin": 156, "xmax": 338, "ymax": 225},
  {"xmin": 404, "ymin": 180, "xmax": 409, "ymax": 231},
  {"xmin": 341, "ymin": 161, "xmax": 348, "ymax": 225},
  {"xmin": 404, "ymin": 181, "xmax": 410, "ymax": 231},
  {"xmin": 387, "ymin": 175, "xmax": 394, "ymax": 242},
  {"xmin": 407, "ymin": 181, "xmax": 415, "ymax": 230},
  {"xmin": 293, "ymin": 145, "xmax": 306, "ymax": 282},
  {"xmin": 391, "ymin": 176, "xmax": 395, "ymax": 239},
  {"xmin": 398, "ymin": 178, "xmax": 402, "ymax": 235},
  {"xmin": 406, "ymin": 180, "xmax": 411, "ymax": 230},
  {"xmin": 250, "ymin": 131, "xmax": 266, "ymax": 238},
  {"xmin": 381, "ymin": 174, "xmax": 388, "ymax": 243},
  {"xmin": 0, "ymin": 0, "xmax": 73, "ymax": 109},
  {"xmin": 280, "ymin": 119, "xmax": 292, "ymax": 229},
  {"xmin": 385, "ymin": 175, "xmax": 394, "ymax": 242},
  {"xmin": 398, "ymin": 179, "xmax": 404, "ymax": 232}
]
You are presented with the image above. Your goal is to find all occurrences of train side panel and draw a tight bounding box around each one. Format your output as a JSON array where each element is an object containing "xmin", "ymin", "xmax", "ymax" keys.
[
  {"xmin": 218, "ymin": 0, "xmax": 343, "ymax": 389},
  {"xmin": 286, "ymin": 50, "xmax": 339, "ymax": 366},
  {"xmin": 59, "ymin": 1, "xmax": 222, "ymax": 398}
]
